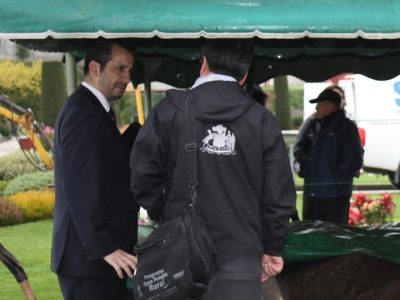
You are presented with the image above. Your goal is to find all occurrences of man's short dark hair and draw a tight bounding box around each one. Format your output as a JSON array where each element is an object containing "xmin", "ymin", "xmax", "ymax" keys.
[
  {"xmin": 202, "ymin": 39, "xmax": 253, "ymax": 81},
  {"xmin": 84, "ymin": 38, "xmax": 135, "ymax": 76}
]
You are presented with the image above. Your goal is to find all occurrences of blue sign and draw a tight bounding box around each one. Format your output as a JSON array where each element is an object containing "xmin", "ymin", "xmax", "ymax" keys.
[{"xmin": 394, "ymin": 82, "xmax": 400, "ymax": 107}]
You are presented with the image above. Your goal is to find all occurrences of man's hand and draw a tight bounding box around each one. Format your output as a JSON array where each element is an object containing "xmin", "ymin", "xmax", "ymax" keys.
[
  {"xmin": 103, "ymin": 249, "xmax": 137, "ymax": 279},
  {"xmin": 261, "ymin": 255, "xmax": 284, "ymax": 282}
]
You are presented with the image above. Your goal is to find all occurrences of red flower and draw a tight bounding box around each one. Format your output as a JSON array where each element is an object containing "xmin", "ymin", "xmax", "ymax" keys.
[{"xmin": 349, "ymin": 192, "xmax": 396, "ymax": 226}]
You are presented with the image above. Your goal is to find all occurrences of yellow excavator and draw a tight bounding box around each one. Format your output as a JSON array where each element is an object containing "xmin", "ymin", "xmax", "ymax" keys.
[
  {"xmin": 0, "ymin": 85, "xmax": 147, "ymax": 172},
  {"xmin": 0, "ymin": 95, "xmax": 54, "ymax": 170}
]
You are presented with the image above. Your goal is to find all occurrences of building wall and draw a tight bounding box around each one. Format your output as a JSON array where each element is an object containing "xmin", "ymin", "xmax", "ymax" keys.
[{"xmin": 0, "ymin": 39, "xmax": 62, "ymax": 61}]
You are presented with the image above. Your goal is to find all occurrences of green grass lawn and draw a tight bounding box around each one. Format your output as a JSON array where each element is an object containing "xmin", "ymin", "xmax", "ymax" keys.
[
  {"xmin": 0, "ymin": 220, "xmax": 62, "ymax": 300},
  {"xmin": 1, "ymin": 174, "xmax": 399, "ymax": 300},
  {"xmin": 353, "ymin": 173, "xmax": 392, "ymax": 185}
]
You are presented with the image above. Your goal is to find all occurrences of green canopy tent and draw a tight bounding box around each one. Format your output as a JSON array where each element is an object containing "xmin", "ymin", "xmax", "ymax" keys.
[
  {"xmin": 3, "ymin": 1, "xmax": 400, "ymax": 293},
  {"xmin": 2, "ymin": 0, "xmax": 400, "ymax": 111}
]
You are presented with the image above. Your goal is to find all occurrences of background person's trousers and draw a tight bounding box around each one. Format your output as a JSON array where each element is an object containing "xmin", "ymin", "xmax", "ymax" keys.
[{"xmin": 302, "ymin": 194, "xmax": 350, "ymax": 224}]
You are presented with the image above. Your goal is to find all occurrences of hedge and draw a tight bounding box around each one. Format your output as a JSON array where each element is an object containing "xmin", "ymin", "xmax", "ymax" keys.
[{"xmin": 3, "ymin": 170, "xmax": 54, "ymax": 194}]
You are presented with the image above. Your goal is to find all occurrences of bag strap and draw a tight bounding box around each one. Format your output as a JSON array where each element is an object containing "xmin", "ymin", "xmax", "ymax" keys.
[{"xmin": 184, "ymin": 90, "xmax": 198, "ymax": 205}]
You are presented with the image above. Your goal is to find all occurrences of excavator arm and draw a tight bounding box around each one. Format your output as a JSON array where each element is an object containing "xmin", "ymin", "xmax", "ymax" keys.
[{"xmin": 0, "ymin": 96, "xmax": 54, "ymax": 170}]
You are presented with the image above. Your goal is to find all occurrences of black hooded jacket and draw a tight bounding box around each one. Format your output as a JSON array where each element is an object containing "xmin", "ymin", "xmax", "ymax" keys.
[
  {"xmin": 130, "ymin": 80, "xmax": 296, "ymax": 280},
  {"xmin": 304, "ymin": 109, "xmax": 363, "ymax": 198}
]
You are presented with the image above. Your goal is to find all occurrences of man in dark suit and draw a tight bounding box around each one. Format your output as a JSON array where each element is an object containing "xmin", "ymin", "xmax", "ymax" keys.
[{"xmin": 51, "ymin": 38, "xmax": 138, "ymax": 300}]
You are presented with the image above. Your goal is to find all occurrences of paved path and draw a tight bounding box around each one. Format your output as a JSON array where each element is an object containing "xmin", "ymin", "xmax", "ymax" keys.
[{"xmin": 0, "ymin": 137, "xmax": 21, "ymax": 158}]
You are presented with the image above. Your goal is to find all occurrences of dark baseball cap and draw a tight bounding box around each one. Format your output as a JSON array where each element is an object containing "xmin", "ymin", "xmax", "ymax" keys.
[{"xmin": 309, "ymin": 89, "xmax": 341, "ymax": 105}]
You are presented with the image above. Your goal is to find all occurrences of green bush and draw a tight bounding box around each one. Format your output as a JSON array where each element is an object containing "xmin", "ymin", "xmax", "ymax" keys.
[
  {"xmin": 292, "ymin": 116, "xmax": 304, "ymax": 129},
  {"xmin": 0, "ymin": 197, "xmax": 24, "ymax": 226},
  {"xmin": 119, "ymin": 93, "xmax": 137, "ymax": 125},
  {"xmin": 0, "ymin": 116, "xmax": 11, "ymax": 138},
  {"xmin": 0, "ymin": 122, "xmax": 11, "ymax": 138},
  {"xmin": 289, "ymin": 87, "xmax": 304, "ymax": 110},
  {"xmin": 0, "ymin": 150, "xmax": 40, "ymax": 181},
  {"xmin": 3, "ymin": 170, "xmax": 54, "ymax": 194},
  {"xmin": 0, "ymin": 180, "xmax": 10, "ymax": 192},
  {"xmin": 41, "ymin": 61, "xmax": 67, "ymax": 128}
]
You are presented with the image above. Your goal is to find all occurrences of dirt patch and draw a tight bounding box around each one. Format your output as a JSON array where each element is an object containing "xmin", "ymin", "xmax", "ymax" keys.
[{"xmin": 276, "ymin": 254, "xmax": 400, "ymax": 300}]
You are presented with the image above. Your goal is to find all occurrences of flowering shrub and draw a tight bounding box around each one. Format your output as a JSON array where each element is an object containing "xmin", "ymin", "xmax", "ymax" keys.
[
  {"xmin": 349, "ymin": 193, "xmax": 396, "ymax": 226},
  {"xmin": 0, "ymin": 151, "xmax": 40, "ymax": 181},
  {"xmin": 0, "ymin": 59, "xmax": 42, "ymax": 118},
  {"xmin": 44, "ymin": 126, "xmax": 54, "ymax": 135},
  {"xmin": 7, "ymin": 192, "xmax": 54, "ymax": 222},
  {"xmin": 41, "ymin": 126, "xmax": 55, "ymax": 151},
  {"xmin": 0, "ymin": 197, "xmax": 24, "ymax": 227}
]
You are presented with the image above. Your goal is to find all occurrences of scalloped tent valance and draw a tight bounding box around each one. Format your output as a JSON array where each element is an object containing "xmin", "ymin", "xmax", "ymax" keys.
[{"xmin": 2, "ymin": 0, "xmax": 400, "ymax": 86}]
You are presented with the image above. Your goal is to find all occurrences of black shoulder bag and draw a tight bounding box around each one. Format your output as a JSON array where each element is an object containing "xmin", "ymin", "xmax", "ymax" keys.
[{"xmin": 133, "ymin": 91, "xmax": 218, "ymax": 300}]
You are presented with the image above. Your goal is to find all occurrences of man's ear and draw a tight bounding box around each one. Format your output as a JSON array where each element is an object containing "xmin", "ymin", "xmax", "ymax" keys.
[
  {"xmin": 88, "ymin": 61, "xmax": 100, "ymax": 77},
  {"xmin": 200, "ymin": 57, "xmax": 209, "ymax": 77},
  {"xmin": 238, "ymin": 73, "xmax": 249, "ymax": 86}
]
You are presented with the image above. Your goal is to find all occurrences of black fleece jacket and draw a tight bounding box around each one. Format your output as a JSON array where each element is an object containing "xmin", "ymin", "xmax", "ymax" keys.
[{"xmin": 130, "ymin": 80, "xmax": 296, "ymax": 280}]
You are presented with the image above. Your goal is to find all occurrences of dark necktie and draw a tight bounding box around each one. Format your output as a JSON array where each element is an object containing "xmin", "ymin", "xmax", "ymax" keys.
[{"xmin": 108, "ymin": 107, "xmax": 116, "ymax": 125}]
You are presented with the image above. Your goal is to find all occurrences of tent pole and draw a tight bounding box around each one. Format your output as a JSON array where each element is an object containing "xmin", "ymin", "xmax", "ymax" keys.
[
  {"xmin": 65, "ymin": 53, "xmax": 77, "ymax": 96},
  {"xmin": 143, "ymin": 59, "xmax": 152, "ymax": 118},
  {"xmin": 144, "ymin": 80, "xmax": 151, "ymax": 118}
]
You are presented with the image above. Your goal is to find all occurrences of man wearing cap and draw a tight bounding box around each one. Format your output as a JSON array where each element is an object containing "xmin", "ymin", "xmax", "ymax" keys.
[{"xmin": 300, "ymin": 88, "xmax": 363, "ymax": 224}]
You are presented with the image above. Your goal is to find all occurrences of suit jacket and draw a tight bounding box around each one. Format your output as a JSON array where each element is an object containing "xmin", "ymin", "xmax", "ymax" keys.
[{"xmin": 51, "ymin": 85, "xmax": 137, "ymax": 279}]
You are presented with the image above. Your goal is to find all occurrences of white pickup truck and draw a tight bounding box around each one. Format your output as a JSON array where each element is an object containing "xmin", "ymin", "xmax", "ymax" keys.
[{"xmin": 303, "ymin": 74, "xmax": 400, "ymax": 189}]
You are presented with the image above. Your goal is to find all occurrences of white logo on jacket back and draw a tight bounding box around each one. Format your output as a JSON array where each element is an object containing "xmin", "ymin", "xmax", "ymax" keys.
[{"xmin": 201, "ymin": 124, "xmax": 236, "ymax": 155}]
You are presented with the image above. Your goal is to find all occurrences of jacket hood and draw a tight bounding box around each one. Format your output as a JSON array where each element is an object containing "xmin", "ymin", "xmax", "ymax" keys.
[{"xmin": 165, "ymin": 81, "xmax": 255, "ymax": 122}]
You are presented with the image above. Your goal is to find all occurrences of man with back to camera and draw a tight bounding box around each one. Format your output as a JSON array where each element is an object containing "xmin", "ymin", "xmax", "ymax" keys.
[
  {"xmin": 130, "ymin": 39, "xmax": 296, "ymax": 299},
  {"xmin": 51, "ymin": 38, "xmax": 138, "ymax": 300},
  {"xmin": 300, "ymin": 88, "xmax": 363, "ymax": 224}
]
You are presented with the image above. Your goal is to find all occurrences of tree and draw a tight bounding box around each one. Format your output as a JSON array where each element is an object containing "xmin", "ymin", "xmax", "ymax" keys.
[
  {"xmin": 0, "ymin": 59, "xmax": 42, "ymax": 118},
  {"xmin": 274, "ymin": 76, "xmax": 292, "ymax": 130},
  {"xmin": 15, "ymin": 45, "xmax": 31, "ymax": 62},
  {"xmin": 41, "ymin": 61, "xmax": 67, "ymax": 127}
]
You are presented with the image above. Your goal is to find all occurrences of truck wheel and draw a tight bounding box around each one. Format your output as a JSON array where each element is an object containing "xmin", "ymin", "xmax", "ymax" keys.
[{"xmin": 389, "ymin": 170, "xmax": 400, "ymax": 190}]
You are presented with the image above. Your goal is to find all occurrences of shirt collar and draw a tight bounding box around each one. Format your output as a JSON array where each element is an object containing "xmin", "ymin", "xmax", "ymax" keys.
[
  {"xmin": 192, "ymin": 74, "xmax": 236, "ymax": 89},
  {"xmin": 82, "ymin": 81, "xmax": 110, "ymax": 112}
]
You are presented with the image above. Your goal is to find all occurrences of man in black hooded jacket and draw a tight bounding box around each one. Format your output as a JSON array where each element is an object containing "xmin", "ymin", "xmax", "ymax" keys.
[
  {"xmin": 130, "ymin": 39, "xmax": 296, "ymax": 299},
  {"xmin": 301, "ymin": 89, "xmax": 363, "ymax": 224}
]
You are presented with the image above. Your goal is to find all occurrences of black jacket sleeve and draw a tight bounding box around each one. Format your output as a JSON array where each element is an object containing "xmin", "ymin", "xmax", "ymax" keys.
[
  {"xmin": 293, "ymin": 116, "xmax": 317, "ymax": 177},
  {"xmin": 130, "ymin": 107, "xmax": 166, "ymax": 222},
  {"xmin": 334, "ymin": 119, "xmax": 364, "ymax": 182},
  {"xmin": 260, "ymin": 113, "xmax": 297, "ymax": 256}
]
